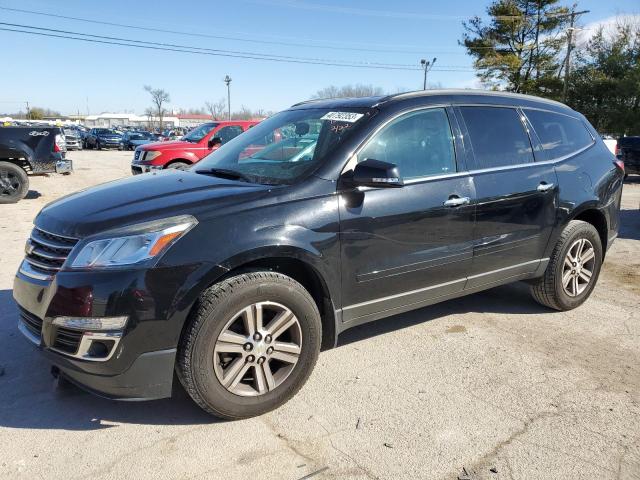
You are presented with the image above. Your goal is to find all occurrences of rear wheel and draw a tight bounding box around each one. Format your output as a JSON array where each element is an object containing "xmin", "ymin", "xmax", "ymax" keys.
[
  {"xmin": 0, "ymin": 161, "xmax": 29, "ymax": 204},
  {"xmin": 177, "ymin": 272, "xmax": 321, "ymax": 419},
  {"xmin": 530, "ymin": 220, "xmax": 602, "ymax": 311}
]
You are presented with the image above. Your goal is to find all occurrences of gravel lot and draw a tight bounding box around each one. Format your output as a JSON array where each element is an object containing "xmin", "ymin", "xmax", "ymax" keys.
[{"xmin": 0, "ymin": 150, "xmax": 639, "ymax": 480}]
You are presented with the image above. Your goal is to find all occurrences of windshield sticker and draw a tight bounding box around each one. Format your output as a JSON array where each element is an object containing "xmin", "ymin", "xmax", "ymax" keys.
[{"xmin": 321, "ymin": 112, "xmax": 364, "ymax": 123}]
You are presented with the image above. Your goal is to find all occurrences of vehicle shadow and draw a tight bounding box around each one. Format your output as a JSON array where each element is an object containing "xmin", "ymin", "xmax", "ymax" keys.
[
  {"xmin": 618, "ymin": 208, "xmax": 640, "ymax": 241},
  {"xmin": 623, "ymin": 175, "xmax": 640, "ymax": 185},
  {"xmin": 338, "ymin": 281, "xmax": 547, "ymax": 347},
  {"xmin": 0, "ymin": 289, "xmax": 217, "ymax": 431},
  {"xmin": 0, "ymin": 279, "xmax": 591, "ymax": 431},
  {"xmin": 24, "ymin": 190, "xmax": 41, "ymax": 200}
]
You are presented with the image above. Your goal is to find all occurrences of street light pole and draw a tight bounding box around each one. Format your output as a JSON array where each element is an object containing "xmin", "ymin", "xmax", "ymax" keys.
[
  {"xmin": 420, "ymin": 57, "xmax": 437, "ymax": 90},
  {"xmin": 224, "ymin": 75, "xmax": 232, "ymax": 121}
]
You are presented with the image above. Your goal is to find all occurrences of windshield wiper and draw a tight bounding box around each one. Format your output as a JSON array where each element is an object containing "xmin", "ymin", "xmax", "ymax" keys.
[{"xmin": 195, "ymin": 168, "xmax": 254, "ymax": 183}]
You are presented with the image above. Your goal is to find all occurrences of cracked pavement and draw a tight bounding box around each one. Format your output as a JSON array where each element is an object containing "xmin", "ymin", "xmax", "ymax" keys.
[{"xmin": 0, "ymin": 150, "xmax": 638, "ymax": 480}]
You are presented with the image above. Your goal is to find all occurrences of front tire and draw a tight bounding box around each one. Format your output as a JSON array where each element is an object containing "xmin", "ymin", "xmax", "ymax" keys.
[
  {"xmin": 530, "ymin": 220, "xmax": 603, "ymax": 311},
  {"xmin": 0, "ymin": 161, "xmax": 29, "ymax": 204},
  {"xmin": 177, "ymin": 272, "xmax": 321, "ymax": 419}
]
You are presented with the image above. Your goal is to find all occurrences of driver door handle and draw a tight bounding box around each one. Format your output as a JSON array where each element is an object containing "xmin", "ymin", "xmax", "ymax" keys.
[
  {"xmin": 537, "ymin": 182, "xmax": 555, "ymax": 192},
  {"xmin": 443, "ymin": 196, "xmax": 470, "ymax": 207}
]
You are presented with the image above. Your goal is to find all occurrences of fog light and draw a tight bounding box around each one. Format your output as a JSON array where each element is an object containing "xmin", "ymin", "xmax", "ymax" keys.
[{"xmin": 52, "ymin": 316, "xmax": 128, "ymax": 331}]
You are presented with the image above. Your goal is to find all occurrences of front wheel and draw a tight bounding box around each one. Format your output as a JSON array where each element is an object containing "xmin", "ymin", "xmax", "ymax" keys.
[
  {"xmin": 530, "ymin": 220, "xmax": 603, "ymax": 311},
  {"xmin": 0, "ymin": 161, "xmax": 29, "ymax": 204},
  {"xmin": 176, "ymin": 272, "xmax": 321, "ymax": 419},
  {"xmin": 166, "ymin": 161, "xmax": 190, "ymax": 170}
]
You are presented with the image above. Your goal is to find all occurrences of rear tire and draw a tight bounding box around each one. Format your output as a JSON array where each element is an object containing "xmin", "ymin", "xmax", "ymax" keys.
[
  {"xmin": 0, "ymin": 161, "xmax": 29, "ymax": 204},
  {"xmin": 177, "ymin": 272, "xmax": 321, "ymax": 419},
  {"xmin": 530, "ymin": 220, "xmax": 603, "ymax": 311}
]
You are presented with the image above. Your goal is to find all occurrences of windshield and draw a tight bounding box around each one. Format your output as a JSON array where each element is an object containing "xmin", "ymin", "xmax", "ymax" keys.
[
  {"xmin": 195, "ymin": 108, "xmax": 373, "ymax": 185},
  {"xmin": 182, "ymin": 123, "xmax": 217, "ymax": 142},
  {"xmin": 97, "ymin": 129, "xmax": 118, "ymax": 135},
  {"xmin": 129, "ymin": 133, "xmax": 147, "ymax": 140}
]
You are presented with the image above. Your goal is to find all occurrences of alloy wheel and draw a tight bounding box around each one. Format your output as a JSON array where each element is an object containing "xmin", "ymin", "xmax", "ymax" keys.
[
  {"xmin": 213, "ymin": 301, "xmax": 302, "ymax": 397},
  {"xmin": 562, "ymin": 238, "xmax": 596, "ymax": 297},
  {"xmin": 0, "ymin": 170, "xmax": 20, "ymax": 197}
]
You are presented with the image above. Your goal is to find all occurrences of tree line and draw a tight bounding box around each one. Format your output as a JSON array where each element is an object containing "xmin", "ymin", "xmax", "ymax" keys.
[{"xmin": 461, "ymin": 0, "xmax": 639, "ymax": 135}]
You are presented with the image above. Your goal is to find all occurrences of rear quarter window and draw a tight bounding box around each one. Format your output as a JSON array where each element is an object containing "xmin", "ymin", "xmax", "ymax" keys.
[{"xmin": 524, "ymin": 109, "xmax": 593, "ymax": 159}]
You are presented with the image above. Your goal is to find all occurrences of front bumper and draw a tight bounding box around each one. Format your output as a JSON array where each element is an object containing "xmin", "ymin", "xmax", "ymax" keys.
[
  {"xmin": 12, "ymin": 264, "xmax": 193, "ymax": 400},
  {"xmin": 55, "ymin": 159, "xmax": 73, "ymax": 174},
  {"xmin": 131, "ymin": 164, "xmax": 162, "ymax": 175}
]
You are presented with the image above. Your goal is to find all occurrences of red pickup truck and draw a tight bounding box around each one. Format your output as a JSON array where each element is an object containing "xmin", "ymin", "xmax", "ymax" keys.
[{"xmin": 131, "ymin": 120, "xmax": 258, "ymax": 174}]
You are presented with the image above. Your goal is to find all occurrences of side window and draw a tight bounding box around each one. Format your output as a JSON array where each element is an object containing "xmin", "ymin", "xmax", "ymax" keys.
[
  {"xmin": 460, "ymin": 106, "xmax": 534, "ymax": 169},
  {"xmin": 216, "ymin": 125, "xmax": 244, "ymax": 144},
  {"xmin": 358, "ymin": 108, "xmax": 456, "ymax": 180},
  {"xmin": 524, "ymin": 109, "xmax": 593, "ymax": 159}
]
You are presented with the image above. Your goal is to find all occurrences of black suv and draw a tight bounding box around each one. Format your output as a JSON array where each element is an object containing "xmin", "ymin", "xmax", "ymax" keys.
[{"xmin": 13, "ymin": 90, "xmax": 623, "ymax": 418}]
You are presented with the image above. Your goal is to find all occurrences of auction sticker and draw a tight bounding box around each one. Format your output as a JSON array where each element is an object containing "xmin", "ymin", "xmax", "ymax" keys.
[{"xmin": 321, "ymin": 112, "xmax": 364, "ymax": 123}]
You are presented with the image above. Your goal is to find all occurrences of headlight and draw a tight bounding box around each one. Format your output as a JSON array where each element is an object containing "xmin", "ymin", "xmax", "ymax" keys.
[
  {"xmin": 67, "ymin": 215, "xmax": 197, "ymax": 269},
  {"xmin": 141, "ymin": 150, "xmax": 162, "ymax": 163}
]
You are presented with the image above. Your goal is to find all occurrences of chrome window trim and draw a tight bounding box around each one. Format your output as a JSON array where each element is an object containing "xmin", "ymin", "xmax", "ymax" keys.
[{"xmin": 342, "ymin": 258, "xmax": 547, "ymax": 312}]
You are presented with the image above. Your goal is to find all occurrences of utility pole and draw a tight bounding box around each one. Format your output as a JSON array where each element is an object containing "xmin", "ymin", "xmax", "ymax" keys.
[
  {"xmin": 224, "ymin": 75, "xmax": 232, "ymax": 120},
  {"xmin": 420, "ymin": 58, "xmax": 437, "ymax": 90},
  {"xmin": 25, "ymin": 101, "xmax": 30, "ymax": 120},
  {"xmin": 562, "ymin": 5, "xmax": 589, "ymax": 102}
]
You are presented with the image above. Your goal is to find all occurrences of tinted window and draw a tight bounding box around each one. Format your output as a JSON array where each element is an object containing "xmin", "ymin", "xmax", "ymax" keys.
[
  {"xmin": 460, "ymin": 107, "xmax": 534, "ymax": 168},
  {"xmin": 216, "ymin": 125, "xmax": 244, "ymax": 144},
  {"xmin": 525, "ymin": 109, "xmax": 593, "ymax": 159},
  {"xmin": 358, "ymin": 108, "xmax": 456, "ymax": 179}
]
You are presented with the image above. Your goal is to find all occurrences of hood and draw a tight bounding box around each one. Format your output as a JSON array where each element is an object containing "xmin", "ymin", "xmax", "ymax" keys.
[
  {"xmin": 130, "ymin": 139, "xmax": 152, "ymax": 146},
  {"xmin": 35, "ymin": 170, "xmax": 272, "ymax": 238},
  {"xmin": 141, "ymin": 140, "xmax": 194, "ymax": 150},
  {"xmin": 98, "ymin": 133, "xmax": 122, "ymax": 139}
]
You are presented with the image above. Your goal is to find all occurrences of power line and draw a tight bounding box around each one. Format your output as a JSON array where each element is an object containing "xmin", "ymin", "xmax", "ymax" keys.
[
  {"xmin": 0, "ymin": 22, "xmax": 418, "ymax": 68},
  {"xmin": 0, "ymin": 23, "xmax": 483, "ymax": 72},
  {"xmin": 0, "ymin": 6, "xmax": 541, "ymax": 54}
]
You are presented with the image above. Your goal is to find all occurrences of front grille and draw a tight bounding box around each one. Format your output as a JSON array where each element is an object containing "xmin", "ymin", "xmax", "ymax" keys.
[
  {"xmin": 134, "ymin": 150, "xmax": 146, "ymax": 162},
  {"xmin": 24, "ymin": 227, "xmax": 79, "ymax": 276},
  {"xmin": 19, "ymin": 307, "xmax": 43, "ymax": 338},
  {"xmin": 53, "ymin": 327, "xmax": 83, "ymax": 354}
]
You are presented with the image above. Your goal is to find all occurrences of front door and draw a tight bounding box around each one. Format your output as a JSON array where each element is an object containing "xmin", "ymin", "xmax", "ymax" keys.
[
  {"xmin": 339, "ymin": 107, "xmax": 475, "ymax": 324},
  {"xmin": 455, "ymin": 105, "xmax": 558, "ymax": 288}
]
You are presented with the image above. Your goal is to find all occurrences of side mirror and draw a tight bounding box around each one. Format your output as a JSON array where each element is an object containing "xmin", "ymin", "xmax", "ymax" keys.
[
  {"xmin": 208, "ymin": 136, "xmax": 222, "ymax": 149},
  {"xmin": 351, "ymin": 159, "xmax": 403, "ymax": 188}
]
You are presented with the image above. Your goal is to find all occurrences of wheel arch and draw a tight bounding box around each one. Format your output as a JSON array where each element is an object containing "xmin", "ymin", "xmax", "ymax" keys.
[
  {"xmin": 178, "ymin": 247, "xmax": 338, "ymax": 352},
  {"xmin": 570, "ymin": 207, "xmax": 608, "ymax": 258},
  {"xmin": 164, "ymin": 158, "xmax": 193, "ymax": 168}
]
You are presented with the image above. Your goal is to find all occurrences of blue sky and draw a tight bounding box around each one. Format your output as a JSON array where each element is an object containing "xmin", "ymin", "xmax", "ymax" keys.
[{"xmin": 0, "ymin": 0, "xmax": 638, "ymax": 116}]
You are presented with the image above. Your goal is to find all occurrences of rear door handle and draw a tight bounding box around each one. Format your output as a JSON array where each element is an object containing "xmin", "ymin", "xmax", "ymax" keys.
[
  {"xmin": 537, "ymin": 182, "xmax": 555, "ymax": 192},
  {"xmin": 443, "ymin": 196, "xmax": 470, "ymax": 207}
]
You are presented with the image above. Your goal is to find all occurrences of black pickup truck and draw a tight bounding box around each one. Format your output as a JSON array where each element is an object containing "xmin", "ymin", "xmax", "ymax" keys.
[
  {"xmin": 0, "ymin": 126, "xmax": 72, "ymax": 203},
  {"xmin": 617, "ymin": 136, "xmax": 640, "ymax": 177}
]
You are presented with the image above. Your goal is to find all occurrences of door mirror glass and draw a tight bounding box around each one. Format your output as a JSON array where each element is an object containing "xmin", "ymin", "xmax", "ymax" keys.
[
  {"xmin": 352, "ymin": 158, "xmax": 403, "ymax": 188},
  {"xmin": 208, "ymin": 136, "xmax": 222, "ymax": 149}
]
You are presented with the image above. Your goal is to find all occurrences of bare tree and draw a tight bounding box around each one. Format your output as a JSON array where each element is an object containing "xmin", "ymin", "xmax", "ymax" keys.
[
  {"xmin": 311, "ymin": 84, "xmax": 385, "ymax": 99},
  {"xmin": 205, "ymin": 98, "xmax": 227, "ymax": 120},
  {"xmin": 144, "ymin": 85, "xmax": 170, "ymax": 130}
]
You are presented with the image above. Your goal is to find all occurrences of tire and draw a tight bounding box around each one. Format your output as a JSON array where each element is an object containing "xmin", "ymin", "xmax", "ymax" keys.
[
  {"xmin": 96, "ymin": 141, "xmax": 102, "ymax": 150},
  {"xmin": 0, "ymin": 161, "xmax": 29, "ymax": 204},
  {"xmin": 530, "ymin": 220, "xmax": 603, "ymax": 311},
  {"xmin": 176, "ymin": 271, "xmax": 321, "ymax": 419},
  {"xmin": 166, "ymin": 161, "xmax": 190, "ymax": 170}
]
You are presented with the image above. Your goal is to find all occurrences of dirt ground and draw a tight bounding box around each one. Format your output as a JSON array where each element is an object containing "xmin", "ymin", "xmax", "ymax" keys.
[{"xmin": 0, "ymin": 150, "xmax": 639, "ymax": 480}]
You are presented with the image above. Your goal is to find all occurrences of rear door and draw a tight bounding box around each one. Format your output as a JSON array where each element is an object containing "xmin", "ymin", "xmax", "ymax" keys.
[
  {"xmin": 455, "ymin": 105, "xmax": 558, "ymax": 288},
  {"xmin": 339, "ymin": 106, "xmax": 476, "ymax": 324}
]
